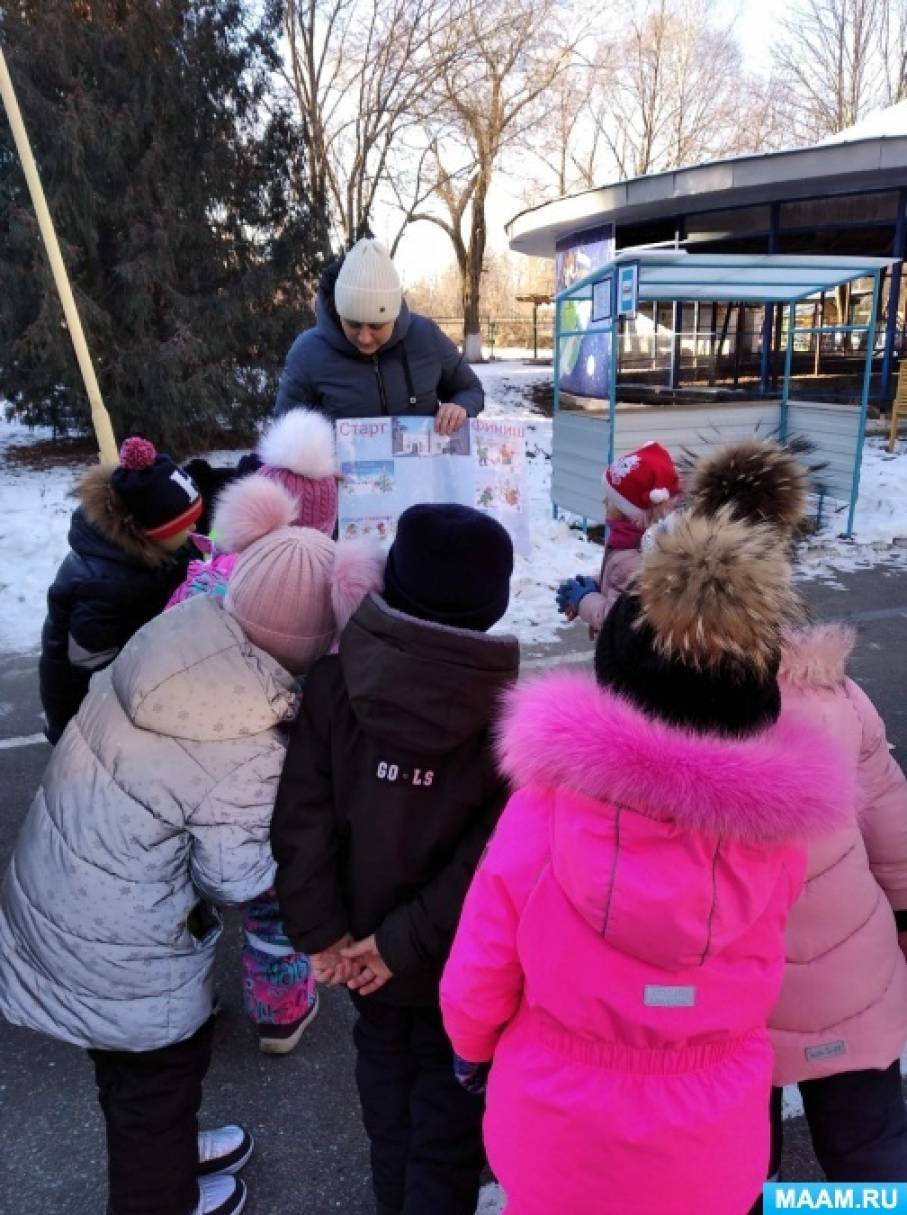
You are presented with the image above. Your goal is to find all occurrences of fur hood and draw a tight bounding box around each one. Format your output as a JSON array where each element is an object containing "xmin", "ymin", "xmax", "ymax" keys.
[
  {"xmin": 779, "ymin": 623, "xmax": 855, "ymax": 690},
  {"xmin": 497, "ymin": 673, "xmax": 853, "ymax": 844},
  {"xmin": 78, "ymin": 465, "xmax": 169, "ymax": 568}
]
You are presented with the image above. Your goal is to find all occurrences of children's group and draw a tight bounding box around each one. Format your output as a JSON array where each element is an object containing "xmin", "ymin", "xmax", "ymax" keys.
[{"xmin": 1, "ymin": 402, "xmax": 906, "ymax": 1215}]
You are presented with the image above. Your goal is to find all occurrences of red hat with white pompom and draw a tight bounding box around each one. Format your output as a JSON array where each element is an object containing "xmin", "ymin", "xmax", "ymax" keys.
[
  {"xmin": 602, "ymin": 442, "xmax": 680, "ymax": 524},
  {"xmin": 109, "ymin": 436, "xmax": 203, "ymax": 541}
]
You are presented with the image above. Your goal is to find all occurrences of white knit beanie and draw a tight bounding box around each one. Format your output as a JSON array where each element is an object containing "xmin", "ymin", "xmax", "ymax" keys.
[{"xmin": 334, "ymin": 239, "xmax": 402, "ymax": 324}]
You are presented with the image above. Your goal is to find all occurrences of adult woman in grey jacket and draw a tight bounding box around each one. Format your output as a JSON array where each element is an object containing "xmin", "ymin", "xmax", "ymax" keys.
[
  {"xmin": 0, "ymin": 479, "xmax": 382, "ymax": 1215},
  {"xmin": 275, "ymin": 239, "xmax": 483, "ymax": 434}
]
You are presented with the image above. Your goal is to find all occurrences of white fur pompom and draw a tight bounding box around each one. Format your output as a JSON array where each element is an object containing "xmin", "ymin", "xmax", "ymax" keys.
[
  {"xmin": 212, "ymin": 477, "xmax": 297, "ymax": 552},
  {"xmin": 331, "ymin": 537, "xmax": 386, "ymax": 632},
  {"xmin": 259, "ymin": 408, "xmax": 337, "ymax": 479},
  {"xmin": 649, "ymin": 487, "xmax": 671, "ymax": 504}
]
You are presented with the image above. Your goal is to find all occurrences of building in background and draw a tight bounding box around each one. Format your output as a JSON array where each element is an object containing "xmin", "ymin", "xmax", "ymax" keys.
[{"xmin": 507, "ymin": 103, "xmax": 907, "ymax": 409}]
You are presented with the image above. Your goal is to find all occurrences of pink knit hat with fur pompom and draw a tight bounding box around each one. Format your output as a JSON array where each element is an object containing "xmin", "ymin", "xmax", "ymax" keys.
[
  {"xmin": 257, "ymin": 408, "xmax": 338, "ymax": 535},
  {"xmin": 214, "ymin": 478, "xmax": 383, "ymax": 675}
]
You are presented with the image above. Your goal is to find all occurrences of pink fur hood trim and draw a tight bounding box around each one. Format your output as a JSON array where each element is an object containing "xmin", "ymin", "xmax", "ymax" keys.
[
  {"xmin": 496, "ymin": 673, "xmax": 854, "ymax": 844},
  {"xmin": 779, "ymin": 623, "xmax": 855, "ymax": 690}
]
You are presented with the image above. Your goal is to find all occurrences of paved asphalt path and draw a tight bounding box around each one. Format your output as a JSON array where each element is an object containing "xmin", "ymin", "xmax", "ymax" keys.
[{"xmin": 0, "ymin": 558, "xmax": 906, "ymax": 1212}]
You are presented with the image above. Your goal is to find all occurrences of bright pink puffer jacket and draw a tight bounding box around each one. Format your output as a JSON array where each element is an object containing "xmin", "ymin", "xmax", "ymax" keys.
[
  {"xmin": 770, "ymin": 625, "xmax": 907, "ymax": 1085},
  {"xmin": 441, "ymin": 674, "xmax": 853, "ymax": 1215}
]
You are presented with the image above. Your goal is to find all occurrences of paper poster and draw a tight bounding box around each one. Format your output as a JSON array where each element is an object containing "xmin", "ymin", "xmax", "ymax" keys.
[{"xmin": 335, "ymin": 416, "xmax": 529, "ymax": 554}]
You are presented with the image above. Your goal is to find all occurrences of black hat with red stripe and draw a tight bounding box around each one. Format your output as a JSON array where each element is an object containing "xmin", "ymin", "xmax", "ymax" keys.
[{"xmin": 110, "ymin": 437, "xmax": 203, "ymax": 542}]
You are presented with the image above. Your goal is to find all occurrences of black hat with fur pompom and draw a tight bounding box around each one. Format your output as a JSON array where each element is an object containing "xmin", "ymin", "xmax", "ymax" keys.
[
  {"xmin": 595, "ymin": 508, "xmax": 802, "ymax": 737},
  {"xmin": 688, "ymin": 438, "xmax": 811, "ymax": 534}
]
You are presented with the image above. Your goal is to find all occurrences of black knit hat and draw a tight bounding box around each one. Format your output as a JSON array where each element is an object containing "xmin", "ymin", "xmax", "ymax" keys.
[
  {"xmin": 110, "ymin": 437, "xmax": 203, "ymax": 541},
  {"xmin": 595, "ymin": 593, "xmax": 781, "ymax": 738},
  {"xmin": 383, "ymin": 503, "xmax": 514, "ymax": 632}
]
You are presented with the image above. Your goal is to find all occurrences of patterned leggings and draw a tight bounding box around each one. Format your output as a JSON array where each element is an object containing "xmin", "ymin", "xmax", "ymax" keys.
[{"xmin": 241, "ymin": 888, "xmax": 316, "ymax": 1027}]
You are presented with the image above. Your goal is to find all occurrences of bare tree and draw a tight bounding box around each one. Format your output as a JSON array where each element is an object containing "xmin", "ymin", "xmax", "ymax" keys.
[
  {"xmin": 772, "ymin": 0, "xmax": 899, "ymax": 142},
  {"xmin": 403, "ymin": 0, "xmax": 578, "ymax": 358},
  {"xmin": 280, "ymin": 0, "xmax": 461, "ymax": 251},
  {"xmin": 516, "ymin": 58, "xmax": 610, "ymax": 199},
  {"xmin": 599, "ymin": 0, "xmax": 757, "ymax": 179},
  {"xmin": 880, "ymin": 0, "xmax": 907, "ymax": 105}
]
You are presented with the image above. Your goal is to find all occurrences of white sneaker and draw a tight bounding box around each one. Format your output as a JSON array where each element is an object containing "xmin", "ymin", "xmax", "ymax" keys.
[
  {"xmin": 193, "ymin": 1174, "xmax": 247, "ymax": 1215},
  {"xmin": 197, "ymin": 1124, "xmax": 254, "ymax": 1176}
]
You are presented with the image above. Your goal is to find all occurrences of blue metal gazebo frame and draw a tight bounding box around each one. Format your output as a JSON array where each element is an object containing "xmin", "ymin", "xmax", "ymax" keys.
[{"xmin": 553, "ymin": 251, "xmax": 897, "ymax": 536}]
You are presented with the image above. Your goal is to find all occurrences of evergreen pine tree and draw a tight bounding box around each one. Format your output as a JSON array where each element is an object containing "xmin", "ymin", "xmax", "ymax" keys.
[{"xmin": 0, "ymin": 0, "xmax": 326, "ymax": 454}]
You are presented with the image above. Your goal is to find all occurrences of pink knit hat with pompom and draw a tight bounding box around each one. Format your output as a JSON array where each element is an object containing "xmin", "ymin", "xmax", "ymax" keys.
[
  {"xmin": 257, "ymin": 408, "xmax": 338, "ymax": 535},
  {"xmin": 214, "ymin": 477, "xmax": 383, "ymax": 675}
]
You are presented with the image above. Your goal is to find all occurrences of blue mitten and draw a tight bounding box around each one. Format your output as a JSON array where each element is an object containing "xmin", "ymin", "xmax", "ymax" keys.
[
  {"xmin": 555, "ymin": 574, "xmax": 599, "ymax": 615},
  {"xmin": 453, "ymin": 1054, "xmax": 491, "ymax": 1095}
]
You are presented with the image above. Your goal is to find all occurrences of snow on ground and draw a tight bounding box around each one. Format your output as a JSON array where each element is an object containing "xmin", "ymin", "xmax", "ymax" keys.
[
  {"xmin": 2, "ymin": 365, "xmax": 907, "ymax": 655},
  {"xmin": 0, "ymin": 419, "xmax": 81, "ymax": 654}
]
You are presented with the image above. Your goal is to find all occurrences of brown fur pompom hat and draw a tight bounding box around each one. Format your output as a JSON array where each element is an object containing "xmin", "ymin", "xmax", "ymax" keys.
[
  {"xmin": 595, "ymin": 508, "xmax": 803, "ymax": 737},
  {"xmin": 688, "ymin": 438, "xmax": 809, "ymax": 533}
]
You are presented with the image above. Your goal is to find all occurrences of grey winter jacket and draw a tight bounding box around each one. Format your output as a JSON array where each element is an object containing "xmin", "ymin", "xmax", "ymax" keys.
[
  {"xmin": 275, "ymin": 296, "xmax": 484, "ymax": 420},
  {"xmin": 0, "ymin": 594, "xmax": 297, "ymax": 1052}
]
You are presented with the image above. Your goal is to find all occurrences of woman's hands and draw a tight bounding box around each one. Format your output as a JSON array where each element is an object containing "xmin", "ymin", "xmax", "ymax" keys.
[{"xmin": 435, "ymin": 403, "xmax": 469, "ymax": 435}]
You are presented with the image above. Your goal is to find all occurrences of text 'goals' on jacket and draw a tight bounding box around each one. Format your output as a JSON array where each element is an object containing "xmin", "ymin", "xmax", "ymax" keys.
[{"xmin": 272, "ymin": 593, "xmax": 519, "ymax": 1005}]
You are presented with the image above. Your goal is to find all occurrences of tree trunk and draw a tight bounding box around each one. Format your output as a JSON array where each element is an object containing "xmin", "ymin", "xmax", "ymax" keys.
[{"xmin": 461, "ymin": 172, "xmax": 488, "ymax": 362}]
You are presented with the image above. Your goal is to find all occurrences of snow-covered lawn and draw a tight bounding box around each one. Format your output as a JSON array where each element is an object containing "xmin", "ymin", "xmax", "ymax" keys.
[{"xmin": 2, "ymin": 364, "xmax": 907, "ymax": 655}]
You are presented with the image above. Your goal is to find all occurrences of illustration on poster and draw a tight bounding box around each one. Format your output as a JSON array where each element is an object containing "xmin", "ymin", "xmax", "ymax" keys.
[
  {"xmin": 336, "ymin": 416, "xmax": 530, "ymax": 554},
  {"xmin": 340, "ymin": 461, "xmax": 395, "ymax": 496},
  {"xmin": 344, "ymin": 517, "xmax": 392, "ymax": 539},
  {"xmin": 393, "ymin": 417, "xmax": 470, "ymax": 458}
]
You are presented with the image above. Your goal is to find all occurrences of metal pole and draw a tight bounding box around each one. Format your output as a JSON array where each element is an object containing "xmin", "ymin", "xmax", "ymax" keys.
[
  {"xmin": 779, "ymin": 301, "xmax": 795, "ymax": 443},
  {"xmin": 552, "ymin": 300, "xmax": 562, "ymax": 520},
  {"xmin": 670, "ymin": 301, "xmax": 682, "ymax": 390},
  {"xmin": 0, "ymin": 46, "xmax": 117, "ymax": 466},
  {"xmin": 760, "ymin": 203, "xmax": 780, "ymax": 393},
  {"xmin": 880, "ymin": 191, "xmax": 905, "ymax": 403},
  {"xmin": 847, "ymin": 270, "xmax": 881, "ymax": 537},
  {"xmin": 608, "ymin": 281, "xmax": 619, "ymax": 467}
]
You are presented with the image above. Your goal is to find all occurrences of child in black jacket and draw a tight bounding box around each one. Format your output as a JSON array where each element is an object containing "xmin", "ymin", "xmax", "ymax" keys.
[
  {"xmin": 39, "ymin": 437, "xmax": 202, "ymax": 743},
  {"xmin": 272, "ymin": 503, "xmax": 519, "ymax": 1215}
]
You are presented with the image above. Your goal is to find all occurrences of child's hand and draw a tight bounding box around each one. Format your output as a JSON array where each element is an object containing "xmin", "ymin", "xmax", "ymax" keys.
[
  {"xmin": 310, "ymin": 933, "xmax": 357, "ymax": 985},
  {"xmin": 342, "ymin": 934, "xmax": 393, "ymax": 996},
  {"xmin": 556, "ymin": 575, "xmax": 598, "ymax": 617},
  {"xmin": 453, "ymin": 1054, "xmax": 491, "ymax": 1096}
]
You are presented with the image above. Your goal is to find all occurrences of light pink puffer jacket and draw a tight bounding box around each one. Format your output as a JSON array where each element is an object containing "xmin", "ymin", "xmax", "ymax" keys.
[
  {"xmin": 441, "ymin": 674, "xmax": 852, "ymax": 1215},
  {"xmin": 576, "ymin": 546, "xmax": 641, "ymax": 635},
  {"xmin": 770, "ymin": 625, "xmax": 907, "ymax": 1085}
]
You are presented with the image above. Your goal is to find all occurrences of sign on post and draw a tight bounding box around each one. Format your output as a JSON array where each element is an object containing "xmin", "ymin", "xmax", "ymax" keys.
[{"xmin": 617, "ymin": 262, "xmax": 639, "ymax": 319}]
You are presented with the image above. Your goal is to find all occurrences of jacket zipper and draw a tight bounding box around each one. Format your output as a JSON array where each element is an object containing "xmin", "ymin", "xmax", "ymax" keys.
[{"xmin": 373, "ymin": 356, "xmax": 390, "ymax": 415}]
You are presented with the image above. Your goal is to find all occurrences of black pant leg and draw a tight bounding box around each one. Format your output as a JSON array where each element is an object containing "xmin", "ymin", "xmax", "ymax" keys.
[
  {"xmin": 403, "ymin": 1004, "xmax": 485, "ymax": 1215},
  {"xmin": 88, "ymin": 1017, "xmax": 215, "ymax": 1215},
  {"xmin": 801, "ymin": 1062, "xmax": 907, "ymax": 1181},
  {"xmin": 352, "ymin": 995, "xmax": 417, "ymax": 1213},
  {"xmin": 769, "ymin": 1086, "xmax": 785, "ymax": 1178}
]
